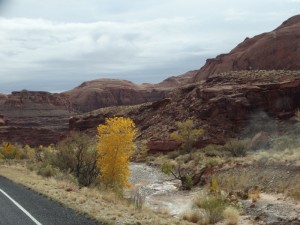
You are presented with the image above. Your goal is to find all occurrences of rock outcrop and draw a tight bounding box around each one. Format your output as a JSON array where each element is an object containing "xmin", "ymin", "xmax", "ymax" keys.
[
  {"xmin": 69, "ymin": 71, "xmax": 300, "ymax": 152},
  {"xmin": 194, "ymin": 15, "xmax": 300, "ymax": 81},
  {"xmin": 0, "ymin": 115, "xmax": 5, "ymax": 127},
  {"xmin": 0, "ymin": 90, "xmax": 76, "ymax": 146}
]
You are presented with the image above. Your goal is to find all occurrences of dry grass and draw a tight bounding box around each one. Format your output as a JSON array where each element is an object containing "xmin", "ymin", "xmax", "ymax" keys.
[
  {"xmin": 181, "ymin": 209, "xmax": 209, "ymax": 225},
  {"xmin": 193, "ymin": 193, "xmax": 229, "ymax": 224},
  {"xmin": 0, "ymin": 162, "xmax": 194, "ymax": 225},
  {"xmin": 214, "ymin": 147, "xmax": 300, "ymax": 200},
  {"xmin": 223, "ymin": 206, "xmax": 239, "ymax": 225}
]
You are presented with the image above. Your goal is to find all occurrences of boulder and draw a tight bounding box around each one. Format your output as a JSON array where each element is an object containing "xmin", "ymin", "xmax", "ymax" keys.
[{"xmin": 249, "ymin": 131, "xmax": 270, "ymax": 150}]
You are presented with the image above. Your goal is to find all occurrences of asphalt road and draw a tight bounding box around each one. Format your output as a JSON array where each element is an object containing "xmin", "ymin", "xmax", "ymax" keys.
[{"xmin": 0, "ymin": 176, "xmax": 102, "ymax": 225}]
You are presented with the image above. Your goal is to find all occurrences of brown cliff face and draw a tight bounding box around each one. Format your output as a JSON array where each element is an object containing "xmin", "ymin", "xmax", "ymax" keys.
[
  {"xmin": 0, "ymin": 90, "xmax": 76, "ymax": 146},
  {"xmin": 0, "ymin": 115, "xmax": 5, "ymax": 127},
  {"xmin": 64, "ymin": 79, "xmax": 169, "ymax": 112},
  {"xmin": 69, "ymin": 71, "xmax": 300, "ymax": 152},
  {"xmin": 194, "ymin": 15, "xmax": 300, "ymax": 81}
]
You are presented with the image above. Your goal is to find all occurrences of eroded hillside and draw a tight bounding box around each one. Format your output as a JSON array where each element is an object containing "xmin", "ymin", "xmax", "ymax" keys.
[{"xmin": 70, "ymin": 70, "xmax": 300, "ymax": 151}]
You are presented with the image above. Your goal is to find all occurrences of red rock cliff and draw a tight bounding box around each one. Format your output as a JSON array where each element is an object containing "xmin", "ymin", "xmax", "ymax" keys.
[{"xmin": 194, "ymin": 15, "xmax": 300, "ymax": 81}]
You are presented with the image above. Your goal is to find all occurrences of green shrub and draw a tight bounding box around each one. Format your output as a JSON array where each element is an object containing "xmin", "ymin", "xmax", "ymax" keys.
[
  {"xmin": 193, "ymin": 193, "xmax": 229, "ymax": 223},
  {"xmin": 37, "ymin": 164, "xmax": 58, "ymax": 178},
  {"xmin": 270, "ymin": 134, "xmax": 300, "ymax": 151},
  {"xmin": 182, "ymin": 208, "xmax": 209, "ymax": 224},
  {"xmin": 201, "ymin": 144, "xmax": 224, "ymax": 157},
  {"xmin": 54, "ymin": 131, "xmax": 99, "ymax": 187},
  {"xmin": 170, "ymin": 119, "xmax": 204, "ymax": 152},
  {"xmin": 224, "ymin": 139, "xmax": 248, "ymax": 157}
]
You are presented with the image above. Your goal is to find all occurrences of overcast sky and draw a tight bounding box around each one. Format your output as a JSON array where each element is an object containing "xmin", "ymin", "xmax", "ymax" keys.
[{"xmin": 0, "ymin": 0, "xmax": 299, "ymax": 93}]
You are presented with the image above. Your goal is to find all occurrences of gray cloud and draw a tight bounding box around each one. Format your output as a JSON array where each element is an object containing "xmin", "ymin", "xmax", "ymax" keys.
[{"xmin": 0, "ymin": 0, "xmax": 299, "ymax": 93}]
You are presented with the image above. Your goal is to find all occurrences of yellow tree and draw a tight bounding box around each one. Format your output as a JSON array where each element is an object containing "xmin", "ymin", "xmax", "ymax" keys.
[
  {"xmin": 97, "ymin": 117, "xmax": 137, "ymax": 190},
  {"xmin": 1, "ymin": 142, "xmax": 15, "ymax": 159}
]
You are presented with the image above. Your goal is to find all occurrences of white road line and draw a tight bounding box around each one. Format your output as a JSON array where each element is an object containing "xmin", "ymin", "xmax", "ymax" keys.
[{"xmin": 0, "ymin": 188, "xmax": 42, "ymax": 225}]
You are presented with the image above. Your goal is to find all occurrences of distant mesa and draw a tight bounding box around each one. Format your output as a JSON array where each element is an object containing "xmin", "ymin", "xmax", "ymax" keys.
[{"xmin": 64, "ymin": 78, "xmax": 166, "ymax": 112}]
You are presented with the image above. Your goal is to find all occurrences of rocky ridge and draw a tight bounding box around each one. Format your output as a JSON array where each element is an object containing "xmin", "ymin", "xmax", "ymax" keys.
[
  {"xmin": 194, "ymin": 15, "xmax": 300, "ymax": 81},
  {"xmin": 69, "ymin": 70, "xmax": 300, "ymax": 152}
]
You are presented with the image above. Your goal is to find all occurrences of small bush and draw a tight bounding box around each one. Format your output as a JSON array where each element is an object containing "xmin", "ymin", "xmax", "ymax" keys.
[
  {"xmin": 193, "ymin": 193, "xmax": 228, "ymax": 223},
  {"xmin": 287, "ymin": 188, "xmax": 300, "ymax": 201},
  {"xmin": 37, "ymin": 164, "xmax": 58, "ymax": 178},
  {"xmin": 26, "ymin": 163, "xmax": 36, "ymax": 171},
  {"xmin": 270, "ymin": 134, "xmax": 300, "ymax": 151},
  {"xmin": 182, "ymin": 208, "xmax": 209, "ymax": 224},
  {"xmin": 201, "ymin": 144, "xmax": 224, "ymax": 157},
  {"xmin": 224, "ymin": 139, "xmax": 248, "ymax": 157},
  {"xmin": 223, "ymin": 206, "xmax": 239, "ymax": 225}
]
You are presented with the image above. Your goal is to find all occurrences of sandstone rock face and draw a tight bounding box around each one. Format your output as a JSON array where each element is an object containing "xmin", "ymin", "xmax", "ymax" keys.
[
  {"xmin": 0, "ymin": 115, "xmax": 5, "ymax": 126},
  {"xmin": 0, "ymin": 90, "xmax": 76, "ymax": 146},
  {"xmin": 147, "ymin": 138, "xmax": 180, "ymax": 153},
  {"xmin": 64, "ymin": 79, "xmax": 168, "ymax": 112},
  {"xmin": 0, "ymin": 127, "xmax": 65, "ymax": 147},
  {"xmin": 194, "ymin": 15, "xmax": 300, "ymax": 81},
  {"xmin": 69, "ymin": 71, "xmax": 300, "ymax": 152}
]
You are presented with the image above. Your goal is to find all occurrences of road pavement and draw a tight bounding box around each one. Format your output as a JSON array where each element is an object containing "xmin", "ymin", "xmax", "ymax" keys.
[{"xmin": 0, "ymin": 176, "xmax": 102, "ymax": 225}]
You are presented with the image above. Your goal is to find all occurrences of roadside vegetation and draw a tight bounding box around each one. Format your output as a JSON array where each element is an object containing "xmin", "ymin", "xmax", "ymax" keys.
[{"xmin": 1, "ymin": 115, "xmax": 300, "ymax": 224}]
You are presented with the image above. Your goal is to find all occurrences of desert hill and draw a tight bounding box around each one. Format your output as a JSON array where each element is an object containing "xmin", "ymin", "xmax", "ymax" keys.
[
  {"xmin": 64, "ymin": 70, "xmax": 199, "ymax": 112},
  {"xmin": 70, "ymin": 70, "xmax": 300, "ymax": 152},
  {"xmin": 194, "ymin": 14, "xmax": 300, "ymax": 81},
  {"xmin": 63, "ymin": 78, "xmax": 168, "ymax": 112}
]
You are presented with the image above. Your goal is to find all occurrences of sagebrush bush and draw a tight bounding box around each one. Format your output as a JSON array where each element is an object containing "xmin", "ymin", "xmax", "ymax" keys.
[
  {"xmin": 182, "ymin": 208, "xmax": 209, "ymax": 224},
  {"xmin": 37, "ymin": 164, "xmax": 58, "ymax": 178},
  {"xmin": 223, "ymin": 206, "xmax": 239, "ymax": 225},
  {"xmin": 201, "ymin": 144, "xmax": 224, "ymax": 157},
  {"xmin": 193, "ymin": 193, "xmax": 229, "ymax": 223},
  {"xmin": 270, "ymin": 134, "xmax": 300, "ymax": 151},
  {"xmin": 224, "ymin": 139, "xmax": 248, "ymax": 157}
]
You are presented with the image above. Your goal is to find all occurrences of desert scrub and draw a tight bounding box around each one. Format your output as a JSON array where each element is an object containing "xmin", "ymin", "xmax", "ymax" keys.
[
  {"xmin": 287, "ymin": 188, "xmax": 300, "ymax": 201},
  {"xmin": 270, "ymin": 134, "xmax": 300, "ymax": 151},
  {"xmin": 224, "ymin": 139, "xmax": 248, "ymax": 157},
  {"xmin": 37, "ymin": 163, "xmax": 59, "ymax": 178},
  {"xmin": 201, "ymin": 144, "xmax": 224, "ymax": 157},
  {"xmin": 223, "ymin": 206, "xmax": 239, "ymax": 225},
  {"xmin": 182, "ymin": 208, "xmax": 209, "ymax": 224},
  {"xmin": 193, "ymin": 193, "xmax": 229, "ymax": 224}
]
